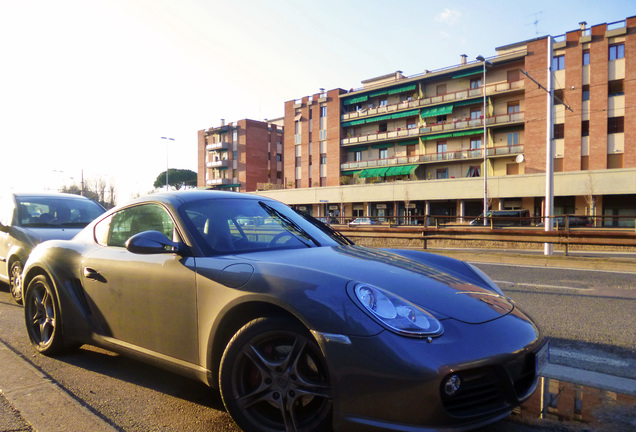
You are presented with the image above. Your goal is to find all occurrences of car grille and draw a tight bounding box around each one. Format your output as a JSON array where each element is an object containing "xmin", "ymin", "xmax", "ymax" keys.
[{"xmin": 440, "ymin": 353, "xmax": 538, "ymax": 418}]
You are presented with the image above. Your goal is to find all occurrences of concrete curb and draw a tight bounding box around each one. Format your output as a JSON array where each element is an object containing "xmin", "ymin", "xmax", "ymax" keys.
[{"xmin": 0, "ymin": 341, "xmax": 117, "ymax": 432}]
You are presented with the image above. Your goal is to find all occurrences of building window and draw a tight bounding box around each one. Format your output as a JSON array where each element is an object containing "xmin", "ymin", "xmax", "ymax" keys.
[
  {"xmin": 553, "ymin": 124, "xmax": 565, "ymax": 139},
  {"xmin": 320, "ymin": 177, "xmax": 327, "ymax": 186},
  {"xmin": 233, "ymin": 151, "xmax": 238, "ymax": 160},
  {"xmin": 436, "ymin": 114, "xmax": 447, "ymax": 123},
  {"xmin": 470, "ymin": 78, "xmax": 481, "ymax": 89},
  {"xmin": 232, "ymin": 130, "xmax": 238, "ymax": 143},
  {"xmin": 507, "ymin": 101, "xmax": 520, "ymax": 114},
  {"xmin": 406, "ymin": 117, "xmax": 417, "ymax": 129},
  {"xmin": 608, "ymin": 80, "xmax": 624, "ymax": 96},
  {"xmin": 267, "ymin": 152, "xmax": 271, "ymax": 161},
  {"xmin": 406, "ymin": 144, "xmax": 417, "ymax": 157},
  {"xmin": 552, "ymin": 55, "xmax": 565, "ymax": 71},
  {"xmin": 320, "ymin": 106, "xmax": 327, "ymax": 117},
  {"xmin": 582, "ymin": 120, "xmax": 589, "ymax": 137},
  {"xmin": 436, "ymin": 168, "xmax": 449, "ymax": 179},
  {"xmin": 470, "ymin": 107, "xmax": 482, "ymax": 119},
  {"xmin": 320, "ymin": 154, "xmax": 327, "ymax": 165},
  {"xmin": 379, "ymin": 99, "xmax": 388, "ymax": 106},
  {"xmin": 295, "ymin": 179, "xmax": 301, "ymax": 188},
  {"xmin": 582, "ymin": 49, "xmax": 590, "ymax": 65},
  {"xmin": 276, "ymin": 154, "xmax": 282, "ymax": 162},
  {"xmin": 354, "ymin": 151, "xmax": 362, "ymax": 162},
  {"xmin": 378, "ymin": 122, "xmax": 387, "ymax": 132},
  {"xmin": 437, "ymin": 142, "xmax": 447, "ymax": 159},
  {"xmin": 436, "ymin": 84, "xmax": 447, "ymax": 95},
  {"xmin": 319, "ymin": 130, "xmax": 327, "ymax": 140},
  {"xmin": 607, "ymin": 117, "xmax": 624, "ymax": 134},
  {"xmin": 553, "ymin": 89, "xmax": 564, "ymax": 105},
  {"xmin": 609, "ymin": 43, "xmax": 625, "ymax": 61},
  {"xmin": 470, "ymin": 137, "xmax": 481, "ymax": 149},
  {"xmin": 295, "ymin": 156, "xmax": 301, "ymax": 167},
  {"xmin": 379, "ymin": 148, "xmax": 388, "ymax": 159},
  {"xmin": 582, "ymin": 85, "xmax": 590, "ymax": 101},
  {"xmin": 507, "ymin": 132, "xmax": 520, "ymax": 146},
  {"xmin": 467, "ymin": 166, "xmax": 480, "ymax": 177}
]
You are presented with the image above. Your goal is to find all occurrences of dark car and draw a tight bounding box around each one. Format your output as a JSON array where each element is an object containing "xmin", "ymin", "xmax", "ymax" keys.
[
  {"xmin": 470, "ymin": 210, "xmax": 532, "ymax": 227},
  {"xmin": 22, "ymin": 190, "xmax": 546, "ymax": 432},
  {"xmin": 348, "ymin": 217, "xmax": 380, "ymax": 227},
  {"xmin": 0, "ymin": 192, "xmax": 105, "ymax": 303}
]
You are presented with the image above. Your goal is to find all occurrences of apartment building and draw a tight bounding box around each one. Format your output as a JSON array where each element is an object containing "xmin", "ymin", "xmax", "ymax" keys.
[
  {"xmin": 259, "ymin": 16, "xmax": 636, "ymax": 227},
  {"xmin": 197, "ymin": 118, "xmax": 284, "ymax": 192}
]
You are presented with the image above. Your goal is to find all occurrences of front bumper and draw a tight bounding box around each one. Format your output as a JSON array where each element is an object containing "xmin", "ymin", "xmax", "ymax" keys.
[{"xmin": 316, "ymin": 308, "xmax": 543, "ymax": 432}]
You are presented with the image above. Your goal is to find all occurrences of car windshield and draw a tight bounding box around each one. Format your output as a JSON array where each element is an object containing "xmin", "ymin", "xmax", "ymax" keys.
[
  {"xmin": 181, "ymin": 198, "xmax": 348, "ymax": 255},
  {"xmin": 16, "ymin": 196, "xmax": 105, "ymax": 228}
]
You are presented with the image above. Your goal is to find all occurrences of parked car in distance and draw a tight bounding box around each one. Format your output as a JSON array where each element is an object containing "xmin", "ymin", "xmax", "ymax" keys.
[
  {"xmin": 348, "ymin": 217, "xmax": 380, "ymax": 227},
  {"xmin": 536, "ymin": 215, "xmax": 592, "ymax": 228},
  {"xmin": 470, "ymin": 209, "xmax": 532, "ymax": 227},
  {"xmin": 0, "ymin": 192, "xmax": 105, "ymax": 303},
  {"xmin": 22, "ymin": 190, "xmax": 545, "ymax": 432},
  {"xmin": 317, "ymin": 216, "xmax": 339, "ymax": 225}
]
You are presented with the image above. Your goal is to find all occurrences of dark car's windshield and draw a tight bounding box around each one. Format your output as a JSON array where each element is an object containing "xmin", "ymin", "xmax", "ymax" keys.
[
  {"xmin": 16, "ymin": 196, "xmax": 105, "ymax": 228},
  {"xmin": 180, "ymin": 198, "xmax": 347, "ymax": 255}
]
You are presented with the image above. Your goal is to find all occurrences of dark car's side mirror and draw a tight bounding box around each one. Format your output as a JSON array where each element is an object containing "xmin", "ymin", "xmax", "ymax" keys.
[{"xmin": 125, "ymin": 230, "xmax": 182, "ymax": 255}]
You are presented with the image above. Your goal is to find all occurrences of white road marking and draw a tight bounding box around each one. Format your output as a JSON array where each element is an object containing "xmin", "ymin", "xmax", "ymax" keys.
[{"xmin": 493, "ymin": 280, "xmax": 593, "ymax": 292}]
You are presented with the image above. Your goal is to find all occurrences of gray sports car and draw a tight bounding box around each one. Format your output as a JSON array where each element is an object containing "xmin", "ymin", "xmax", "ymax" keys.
[{"xmin": 22, "ymin": 190, "xmax": 546, "ymax": 432}]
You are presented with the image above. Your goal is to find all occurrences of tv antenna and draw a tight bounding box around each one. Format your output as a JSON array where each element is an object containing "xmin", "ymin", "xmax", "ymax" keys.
[{"xmin": 526, "ymin": 11, "xmax": 544, "ymax": 36}]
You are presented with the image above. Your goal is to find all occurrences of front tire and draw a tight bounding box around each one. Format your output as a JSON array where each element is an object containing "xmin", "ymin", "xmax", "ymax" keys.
[
  {"xmin": 219, "ymin": 317, "xmax": 332, "ymax": 432},
  {"xmin": 9, "ymin": 261, "xmax": 23, "ymax": 304},
  {"xmin": 24, "ymin": 275, "xmax": 64, "ymax": 355}
]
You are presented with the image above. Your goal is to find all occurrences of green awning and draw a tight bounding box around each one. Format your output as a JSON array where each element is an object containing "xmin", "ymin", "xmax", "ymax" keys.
[
  {"xmin": 368, "ymin": 89, "xmax": 388, "ymax": 98},
  {"xmin": 359, "ymin": 167, "xmax": 389, "ymax": 178},
  {"xmin": 371, "ymin": 142, "xmax": 394, "ymax": 149},
  {"xmin": 385, "ymin": 165, "xmax": 418, "ymax": 176},
  {"xmin": 396, "ymin": 138, "xmax": 419, "ymax": 146},
  {"xmin": 343, "ymin": 95, "xmax": 368, "ymax": 105},
  {"xmin": 217, "ymin": 183, "xmax": 241, "ymax": 188},
  {"xmin": 346, "ymin": 145, "xmax": 368, "ymax": 152},
  {"xmin": 342, "ymin": 119, "xmax": 366, "ymax": 127},
  {"xmin": 454, "ymin": 98, "xmax": 481, "ymax": 107},
  {"xmin": 452, "ymin": 68, "xmax": 481, "ymax": 79},
  {"xmin": 452, "ymin": 130, "xmax": 483, "ymax": 138},
  {"xmin": 390, "ymin": 109, "xmax": 420, "ymax": 119},
  {"xmin": 420, "ymin": 104, "xmax": 454, "ymax": 118},
  {"xmin": 421, "ymin": 132, "xmax": 453, "ymax": 141},
  {"xmin": 341, "ymin": 169, "xmax": 363, "ymax": 176},
  {"xmin": 387, "ymin": 84, "xmax": 417, "ymax": 95}
]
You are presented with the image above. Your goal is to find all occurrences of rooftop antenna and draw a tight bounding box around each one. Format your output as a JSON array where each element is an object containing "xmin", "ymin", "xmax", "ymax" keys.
[{"xmin": 526, "ymin": 11, "xmax": 544, "ymax": 36}]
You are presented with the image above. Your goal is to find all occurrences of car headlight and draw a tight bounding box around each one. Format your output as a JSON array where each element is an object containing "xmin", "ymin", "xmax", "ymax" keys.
[{"xmin": 353, "ymin": 283, "xmax": 443, "ymax": 337}]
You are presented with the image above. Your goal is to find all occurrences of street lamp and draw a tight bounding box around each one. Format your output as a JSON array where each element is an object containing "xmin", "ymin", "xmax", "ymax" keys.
[
  {"xmin": 161, "ymin": 137, "xmax": 174, "ymax": 191},
  {"xmin": 476, "ymin": 55, "xmax": 493, "ymax": 226}
]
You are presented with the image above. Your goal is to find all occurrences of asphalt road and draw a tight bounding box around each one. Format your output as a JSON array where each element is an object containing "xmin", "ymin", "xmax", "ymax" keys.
[{"xmin": 0, "ymin": 256, "xmax": 634, "ymax": 432}]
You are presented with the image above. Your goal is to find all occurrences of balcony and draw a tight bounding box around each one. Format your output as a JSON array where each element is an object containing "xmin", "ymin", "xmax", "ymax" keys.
[
  {"xmin": 206, "ymin": 141, "xmax": 230, "ymax": 152},
  {"xmin": 340, "ymin": 144, "xmax": 524, "ymax": 171},
  {"xmin": 341, "ymin": 112, "xmax": 524, "ymax": 147},
  {"xmin": 341, "ymin": 79, "xmax": 524, "ymax": 122},
  {"xmin": 206, "ymin": 159, "xmax": 229, "ymax": 168},
  {"xmin": 206, "ymin": 178, "xmax": 231, "ymax": 186}
]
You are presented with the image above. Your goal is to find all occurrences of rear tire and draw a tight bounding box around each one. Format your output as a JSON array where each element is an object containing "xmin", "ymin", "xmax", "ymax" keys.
[
  {"xmin": 9, "ymin": 261, "xmax": 23, "ymax": 304},
  {"xmin": 24, "ymin": 275, "xmax": 64, "ymax": 356},
  {"xmin": 219, "ymin": 317, "xmax": 332, "ymax": 432}
]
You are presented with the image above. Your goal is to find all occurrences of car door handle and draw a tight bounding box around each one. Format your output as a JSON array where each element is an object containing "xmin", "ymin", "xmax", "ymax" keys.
[{"xmin": 83, "ymin": 267, "xmax": 102, "ymax": 280}]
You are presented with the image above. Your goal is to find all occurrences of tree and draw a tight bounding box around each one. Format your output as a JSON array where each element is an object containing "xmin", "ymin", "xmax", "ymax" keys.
[
  {"xmin": 154, "ymin": 168, "xmax": 197, "ymax": 190},
  {"xmin": 60, "ymin": 175, "xmax": 117, "ymax": 209}
]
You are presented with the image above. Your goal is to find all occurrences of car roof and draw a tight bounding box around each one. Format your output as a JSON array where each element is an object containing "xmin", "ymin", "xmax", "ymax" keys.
[
  {"xmin": 6, "ymin": 192, "xmax": 97, "ymax": 201},
  {"xmin": 126, "ymin": 190, "xmax": 272, "ymax": 207}
]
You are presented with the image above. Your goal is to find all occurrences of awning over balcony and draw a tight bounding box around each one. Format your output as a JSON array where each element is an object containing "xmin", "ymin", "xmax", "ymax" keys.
[
  {"xmin": 420, "ymin": 129, "xmax": 483, "ymax": 141},
  {"xmin": 343, "ymin": 109, "xmax": 420, "ymax": 127},
  {"xmin": 385, "ymin": 164, "xmax": 418, "ymax": 176},
  {"xmin": 343, "ymin": 95, "xmax": 368, "ymax": 105},
  {"xmin": 341, "ymin": 169, "xmax": 363, "ymax": 176},
  {"xmin": 346, "ymin": 145, "xmax": 368, "ymax": 152},
  {"xmin": 452, "ymin": 68, "xmax": 481, "ymax": 79},
  {"xmin": 359, "ymin": 167, "xmax": 389, "ymax": 178},
  {"xmin": 420, "ymin": 104, "xmax": 454, "ymax": 118},
  {"xmin": 396, "ymin": 138, "xmax": 419, "ymax": 146},
  {"xmin": 388, "ymin": 83, "xmax": 417, "ymax": 95},
  {"xmin": 341, "ymin": 119, "xmax": 367, "ymax": 127},
  {"xmin": 371, "ymin": 142, "xmax": 395, "ymax": 149}
]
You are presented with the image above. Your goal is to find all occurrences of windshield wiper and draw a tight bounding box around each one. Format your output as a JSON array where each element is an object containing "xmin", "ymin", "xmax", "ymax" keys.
[{"xmin": 259, "ymin": 202, "xmax": 321, "ymax": 247}]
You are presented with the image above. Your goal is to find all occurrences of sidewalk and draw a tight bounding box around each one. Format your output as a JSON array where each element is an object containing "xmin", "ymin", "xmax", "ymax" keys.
[{"xmin": 0, "ymin": 341, "xmax": 117, "ymax": 432}]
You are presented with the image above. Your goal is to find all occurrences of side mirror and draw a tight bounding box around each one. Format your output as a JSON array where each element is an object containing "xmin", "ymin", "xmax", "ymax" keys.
[{"xmin": 125, "ymin": 230, "xmax": 182, "ymax": 255}]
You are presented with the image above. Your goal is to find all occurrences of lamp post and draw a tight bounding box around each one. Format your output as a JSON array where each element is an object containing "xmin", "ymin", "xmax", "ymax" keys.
[
  {"xmin": 476, "ymin": 56, "xmax": 493, "ymax": 225},
  {"xmin": 161, "ymin": 137, "xmax": 174, "ymax": 191}
]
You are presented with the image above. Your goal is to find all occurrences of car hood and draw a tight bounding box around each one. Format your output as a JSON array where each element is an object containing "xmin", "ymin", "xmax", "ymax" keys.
[
  {"xmin": 239, "ymin": 245, "xmax": 513, "ymax": 324},
  {"xmin": 18, "ymin": 227, "xmax": 83, "ymax": 244}
]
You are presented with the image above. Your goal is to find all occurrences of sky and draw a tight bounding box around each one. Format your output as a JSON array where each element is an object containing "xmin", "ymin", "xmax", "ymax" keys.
[{"xmin": 1, "ymin": 0, "xmax": 634, "ymax": 202}]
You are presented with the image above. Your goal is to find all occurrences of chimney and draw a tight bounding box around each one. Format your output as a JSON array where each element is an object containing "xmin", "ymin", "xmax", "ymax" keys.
[
  {"xmin": 579, "ymin": 21, "xmax": 587, "ymax": 31},
  {"xmin": 220, "ymin": 119, "xmax": 225, "ymax": 126},
  {"xmin": 396, "ymin": 70, "xmax": 403, "ymax": 80},
  {"xmin": 461, "ymin": 54, "xmax": 467, "ymax": 65}
]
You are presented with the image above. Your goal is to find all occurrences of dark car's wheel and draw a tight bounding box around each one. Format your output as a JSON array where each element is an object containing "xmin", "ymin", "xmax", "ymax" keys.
[
  {"xmin": 24, "ymin": 275, "xmax": 64, "ymax": 355},
  {"xmin": 9, "ymin": 261, "xmax": 23, "ymax": 304},
  {"xmin": 219, "ymin": 317, "xmax": 332, "ymax": 432}
]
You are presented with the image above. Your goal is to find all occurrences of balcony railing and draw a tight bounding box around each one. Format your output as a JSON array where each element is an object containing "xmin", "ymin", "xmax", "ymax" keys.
[
  {"xmin": 206, "ymin": 159, "xmax": 229, "ymax": 168},
  {"xmin": 206, "ymin": 178, "xmax": 231, "ymax": 186},
  {"xmin": 206, "ymin": 141, "xmax": 230, "ymax": 152},
  {"xmin": 340, "ymin": 144, "xmax": 524, "ymax": 171},
  {"xmin": 341, "ymin": 112, "xmax": 524, "ymax": 147},
  {"xmin": 341, "ymin": 79, "xmax": 524, "ymax": 121}
]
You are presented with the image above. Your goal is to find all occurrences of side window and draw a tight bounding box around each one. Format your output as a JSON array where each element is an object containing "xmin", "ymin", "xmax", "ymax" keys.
[
  {"xmin": 95, "ymin": 204, "xmax": 176, "ymax": 248},
  {"xmin": 0, "ymin": 196, "xmax": 15, "ymax": 227}
]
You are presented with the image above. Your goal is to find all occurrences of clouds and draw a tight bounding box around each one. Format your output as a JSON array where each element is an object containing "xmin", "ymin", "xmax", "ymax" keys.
[{"xmin": 436, "ymin": 8, "xmax": 461, "ymax": 26}]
